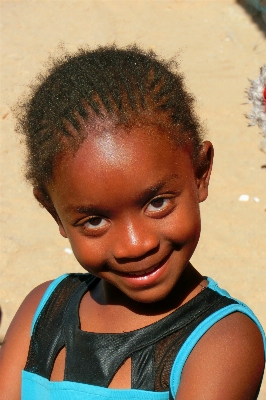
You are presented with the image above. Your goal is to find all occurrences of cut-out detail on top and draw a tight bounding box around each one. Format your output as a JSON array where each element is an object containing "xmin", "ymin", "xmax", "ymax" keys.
[
  {"xmin": 50, "ymin": 346, "xmax": 66, "ymax": 382},
  {"xmin": 25, "ymin": 273, "xmax": 238, "ymax": 391}
]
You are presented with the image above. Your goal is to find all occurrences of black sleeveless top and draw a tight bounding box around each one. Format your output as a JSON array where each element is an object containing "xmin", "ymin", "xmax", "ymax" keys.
[{"xmin": 25, "ymin": 273, "xmax": 237, "ymax": 395}]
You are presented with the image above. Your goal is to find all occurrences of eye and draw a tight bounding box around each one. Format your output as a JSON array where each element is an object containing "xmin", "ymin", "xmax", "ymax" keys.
[
  {"xmin": 82, "ymin": 216, "xmax": 110, "ymax": 234},
  {"xmin": 145, "ymin": 196, "xmax": 176, "ymax": 219},
  {"xmin": 146, "ymin": 197, "xmax": 170, "ymax": 212}
]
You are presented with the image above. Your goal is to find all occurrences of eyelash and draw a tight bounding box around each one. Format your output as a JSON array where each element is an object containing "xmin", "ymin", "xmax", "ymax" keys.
[
  {"xmin": 78, "ymin": 195, "xmax": 176, "ymax": 235},
  {"xmin": 145, "ymin": 196, "xmax": 175, "ymax": 217},
  {"xmin": 82, "ymin": 216, "xmax": 110, "ymax": 235}
]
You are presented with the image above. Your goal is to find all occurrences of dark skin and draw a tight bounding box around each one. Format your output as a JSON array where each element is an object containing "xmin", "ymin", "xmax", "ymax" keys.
[{"xmin": 0, "ymin": 124, "xmax": 264, "ymax": 399}]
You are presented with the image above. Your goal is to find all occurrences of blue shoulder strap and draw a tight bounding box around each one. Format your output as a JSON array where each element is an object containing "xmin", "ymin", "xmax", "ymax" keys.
[
  {"xmin": 169, "ymin": 278, "xmax": 266, "ymax": 398},
  {"xmin": 31, "ymin": 274, "xmax": 69, "ymax": 335}
]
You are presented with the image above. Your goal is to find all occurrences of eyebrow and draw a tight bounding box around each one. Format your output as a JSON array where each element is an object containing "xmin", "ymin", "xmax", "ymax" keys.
[
  {"xmin": 64, "ymin": 204, "xmax": 103, "ymax": 215},
  {"xmin": 64, "ymin": 173, "xmax": 179, "ymax": 215},
  {"xmin": 134, "ymin": 173, "xmax": 180, "ymax": 203}
]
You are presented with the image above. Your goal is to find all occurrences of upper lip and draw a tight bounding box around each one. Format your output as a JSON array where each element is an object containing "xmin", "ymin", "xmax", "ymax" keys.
[{"xmin": 111, "ymin": 251, "xmax": 172, "ymax": 276}]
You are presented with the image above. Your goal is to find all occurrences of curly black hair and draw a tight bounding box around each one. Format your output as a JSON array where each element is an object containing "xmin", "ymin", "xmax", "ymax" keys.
[{"xmin": 14, "ymin": 44, "xmax": 206, "ymax": 191}]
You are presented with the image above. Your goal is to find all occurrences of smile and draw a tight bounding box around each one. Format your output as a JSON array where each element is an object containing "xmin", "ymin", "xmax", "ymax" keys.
[
  {"xmin": 127, "ymin": 265, "xmax": 158, "ymax": 276},
  {"xmin": 114, "ymin": 252, "xmax": 172, "ymax": 286}
]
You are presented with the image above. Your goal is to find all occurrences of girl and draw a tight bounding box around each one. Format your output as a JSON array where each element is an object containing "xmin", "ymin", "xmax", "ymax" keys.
[{"xmin": 0, "ymin": 45, "xmax": 265, "ymax": 400}]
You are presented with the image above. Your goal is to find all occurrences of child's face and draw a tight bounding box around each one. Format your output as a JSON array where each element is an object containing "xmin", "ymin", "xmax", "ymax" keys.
[{"xmin": 45, "ymin": 124, "xmax": 213, "ymax": 303}]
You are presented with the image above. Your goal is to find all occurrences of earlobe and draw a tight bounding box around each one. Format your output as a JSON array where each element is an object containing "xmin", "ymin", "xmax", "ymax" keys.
[
  {"xmin": 196, "ymin": 141, "xmax": 214, "ymax": 203},
  {"xmin": 33, "ymin": 187, "xmax": 68, "ymax": 238}
]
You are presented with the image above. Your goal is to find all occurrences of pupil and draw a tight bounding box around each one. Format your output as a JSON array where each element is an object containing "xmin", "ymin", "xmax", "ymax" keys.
[
  {"xmin": 90, "ymin": 217, "xmax": 102, "ymax": 226},
  {"xmin": 152, "ymin": 199, "xmax": 164, "ymax": 208}
]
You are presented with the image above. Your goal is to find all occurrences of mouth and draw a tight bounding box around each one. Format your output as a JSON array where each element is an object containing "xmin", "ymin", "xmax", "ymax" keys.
[
  {"xmin": 116, "ymin": 252, "xmax": 172, "ymax": 281},
  {"xmin": 127, "ymin": 264, "xmax": 160, "ymax": 276}
]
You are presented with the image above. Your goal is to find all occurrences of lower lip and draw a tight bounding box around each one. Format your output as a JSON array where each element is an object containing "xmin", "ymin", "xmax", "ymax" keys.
[{"xmin": 119, "ymin": 253, "xmax": 171, "ymax": 288}]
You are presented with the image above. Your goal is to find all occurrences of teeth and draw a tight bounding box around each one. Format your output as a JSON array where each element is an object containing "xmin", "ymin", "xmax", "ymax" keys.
[
  {"xmin": 132, "ymin": 271, "xmax": 146, "ymax": 276},
  {"xmin": 129, "ymin": 266, "xmax": 156, "ymax": 276}
]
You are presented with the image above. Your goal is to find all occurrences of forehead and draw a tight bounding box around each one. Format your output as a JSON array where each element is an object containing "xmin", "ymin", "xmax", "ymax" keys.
[
  {"xmin": 50, "ymin": 125, "xmax": 195, "ymax": 203},
  {"xmin": 57, "ymin": 123, "xmax": 192, "ymax": 170}
]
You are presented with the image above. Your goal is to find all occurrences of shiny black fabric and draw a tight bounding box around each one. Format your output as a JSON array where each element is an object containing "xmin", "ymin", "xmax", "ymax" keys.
[{"xmin": 25, "ymin": 273, "xmax": 237, "ymax": 391}]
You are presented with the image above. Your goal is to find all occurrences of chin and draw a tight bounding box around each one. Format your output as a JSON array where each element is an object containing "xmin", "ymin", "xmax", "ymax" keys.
[{"xmin": 122, "ymin": 283, "xmax": 175, "ymax": 305}]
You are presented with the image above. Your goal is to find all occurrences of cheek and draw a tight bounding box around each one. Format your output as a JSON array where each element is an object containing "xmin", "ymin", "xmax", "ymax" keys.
[
  {"xmin": 67, "ymin": 234, "xmax": 108, "ymax": 272},
  {"xmin": 184, "ymin": 208, "xmax": 201, "ymax": 243},
  {"xmin": 164, "ymin": 199, "xmax": 201, "ymax": 245}
]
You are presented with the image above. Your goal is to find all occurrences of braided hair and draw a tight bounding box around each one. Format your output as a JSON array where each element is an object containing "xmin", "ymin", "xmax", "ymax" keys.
[{"xmin": 15, "ymin": 44, "xmax": 206, "ymax": 191}]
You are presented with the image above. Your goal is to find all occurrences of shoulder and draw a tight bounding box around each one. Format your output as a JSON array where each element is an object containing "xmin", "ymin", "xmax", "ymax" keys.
[
  {"xmin": 1, "ymin": 279, "xmax": 54, "ymax": 347},
  {"xmin": 176, "ymin": 311, "xmax": 265, "ymax": 399},
  {"xmin": 0, "ymin": 280, "xmax": 53, "ymax": 399}
]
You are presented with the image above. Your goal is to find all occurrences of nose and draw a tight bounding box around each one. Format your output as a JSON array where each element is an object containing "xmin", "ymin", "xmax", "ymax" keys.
[{"xmin": 112, "ymin": 219, "xmax": 159, "ymax": 260}]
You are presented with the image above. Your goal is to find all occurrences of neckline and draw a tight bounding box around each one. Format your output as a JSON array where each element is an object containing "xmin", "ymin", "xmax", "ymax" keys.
[{"xmin": 64, "ymin": 275, "xmax": 212, "ymax": 336}]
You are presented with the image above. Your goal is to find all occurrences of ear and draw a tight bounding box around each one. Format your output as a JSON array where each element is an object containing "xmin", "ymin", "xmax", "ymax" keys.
[
  {"xmin": 195, "ymin": 141, "xmax": 214, "ymax": 203},
  {"xmin": 33, "ymin": 187, "xmax": 68, "ymax": 238}
]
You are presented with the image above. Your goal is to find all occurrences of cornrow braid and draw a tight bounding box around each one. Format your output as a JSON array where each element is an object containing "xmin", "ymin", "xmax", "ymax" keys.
[{"xmin": 14, "ymin": 44, "xmax": 206, "ymax": 189}]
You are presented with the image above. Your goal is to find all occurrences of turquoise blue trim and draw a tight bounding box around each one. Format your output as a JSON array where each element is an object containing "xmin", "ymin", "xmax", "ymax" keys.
[
  {"xmin": 207, "ymin": 277, "xmax": 266, "ymax": 342},
  {"xmin": 22, "ymin": 371, "xmax": 169, "ymax": 400},
  {"xmin": 27, "ymin": 275, "xmax": 265, "ymax": 399},
  {"xmin": 169, "ymin": 280, "xmax": 266, "ymax": 398},
  {"xmin": 206, "ymin": 277, "xmax": 231, "ymax": 297},
  {"xmin": 31, "ymin": 274, "xmax": 69, "ymax": 335}
]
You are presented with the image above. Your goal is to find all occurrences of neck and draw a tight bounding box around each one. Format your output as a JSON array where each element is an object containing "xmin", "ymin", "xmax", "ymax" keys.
[{"xmin": 92, "ymin": 263, "xmax": 205, "ymax": 317}]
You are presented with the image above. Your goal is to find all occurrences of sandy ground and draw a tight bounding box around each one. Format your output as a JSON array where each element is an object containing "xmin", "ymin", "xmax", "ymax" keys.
[{"xmin": 1, "ymin": 0, "xmax": 266, "ymax": 397}]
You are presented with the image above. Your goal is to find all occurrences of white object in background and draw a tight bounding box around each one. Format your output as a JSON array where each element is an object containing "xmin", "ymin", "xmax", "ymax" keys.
[
  {"xmin": 246, "ymin": 65, "xmax": 266, "ymax": 154},
  {"xmin": 239, "ymin": 194, "xmax": 249, "ymax": 201},
  {"xmin": 64, "ymin": 247, "xmax": 73, "ymax": 254}
]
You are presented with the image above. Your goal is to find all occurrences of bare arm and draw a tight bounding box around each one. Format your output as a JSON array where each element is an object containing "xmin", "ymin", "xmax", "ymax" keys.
[
  {"xmin": 0, "ymin": 281, "xmax": 52, "ymax": 400},
  {"xmin": 175, "ymin": 312, "xmax": 265, "ymax": 400}
]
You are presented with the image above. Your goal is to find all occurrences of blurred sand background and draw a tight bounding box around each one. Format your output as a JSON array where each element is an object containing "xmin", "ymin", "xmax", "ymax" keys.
[{"xmin": 1, "ymin": 0, "xmax": 266, "ymax": 397}]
